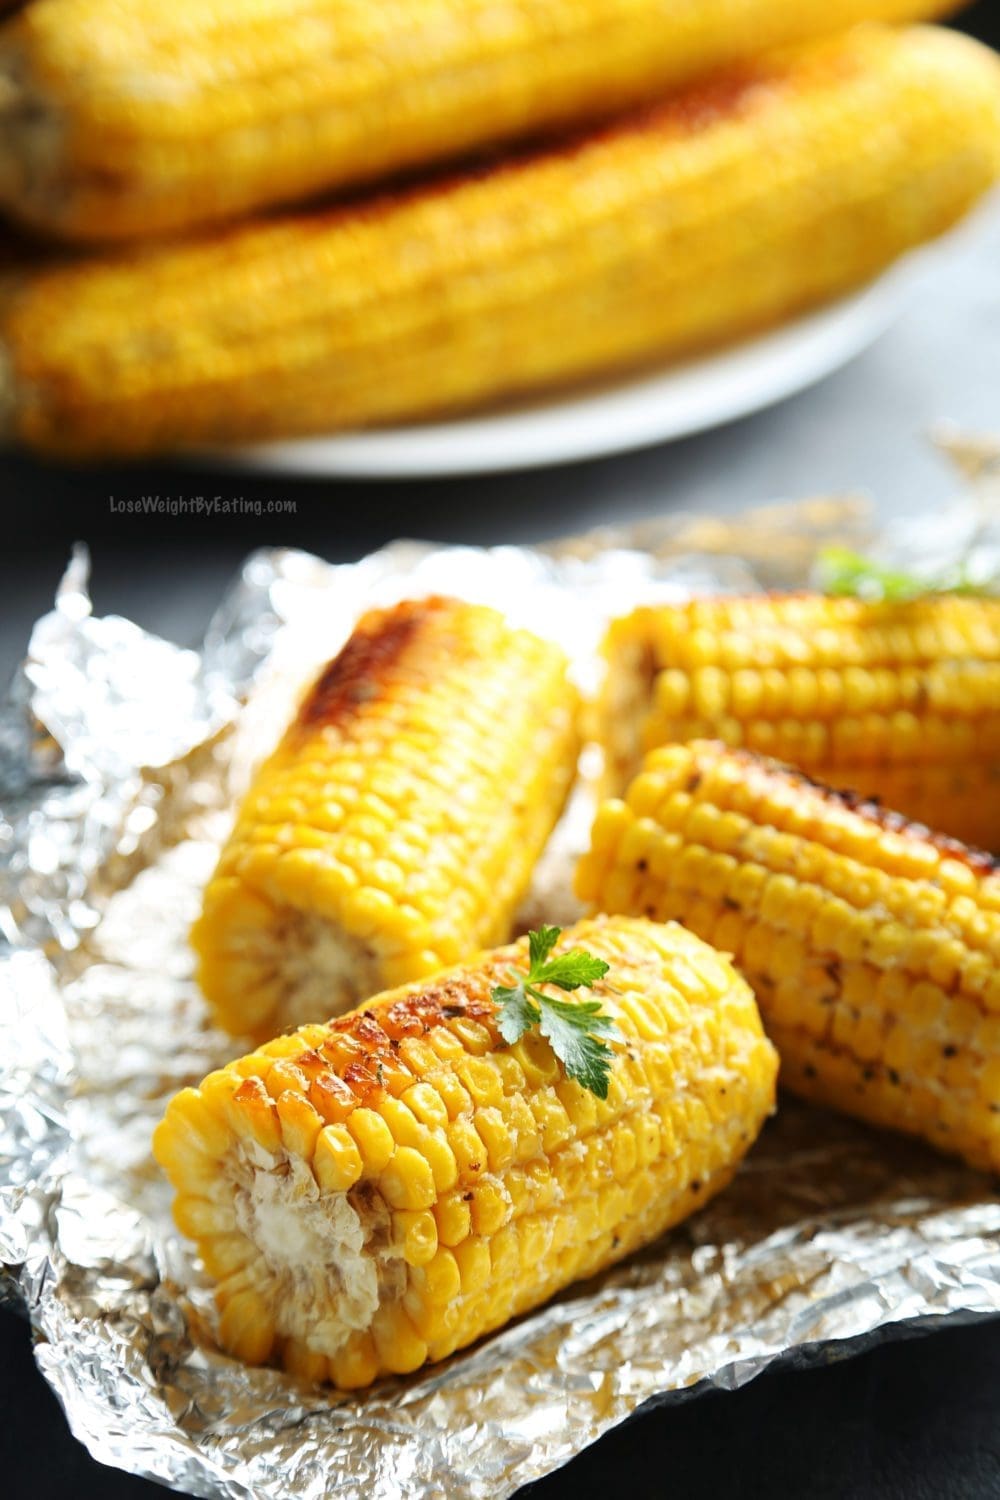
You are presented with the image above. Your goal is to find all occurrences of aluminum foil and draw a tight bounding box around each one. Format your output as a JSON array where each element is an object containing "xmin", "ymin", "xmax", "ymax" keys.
[{"xmin": 2, "ymin": 486, "xmax": 1000, "ymax": 1500}]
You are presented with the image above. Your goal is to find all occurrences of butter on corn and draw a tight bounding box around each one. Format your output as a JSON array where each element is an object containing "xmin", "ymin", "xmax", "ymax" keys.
[
  {"xmin": 0, "ymin": 0, "xmax": 958, "ymax": 241},
  {"xmin": 577, "ymin": 741, "xmax": 1000, "ymax": 1172},
  {"xmin": 154, "ymin": 915, "xmax": 778, "ymax": 1387},
  {"xmin": 2, "ymin": 25, "xmax": 999, "ymax": 457},
  {"xmin": 597, "ymin": 593, "xmax": 1000, "ymax": 850},
  {"xmin": 192, "ymin": 596, "xmax": 579, "ymax": 1042}
]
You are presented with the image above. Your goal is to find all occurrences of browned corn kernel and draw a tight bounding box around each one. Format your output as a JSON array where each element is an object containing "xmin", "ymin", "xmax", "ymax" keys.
[
  {"xmin": 154, "ymin": 915, "xmax": 777, "ymax": 1387},
  {"xmin": 2, "ymin": 26, "xmax": 997, "ymax": 456},
  {"xmin": 192, "ymin": 596, "xmax": 579, "ymax": 1041},
  {"xmin": 578, "ymin": 741, "xmax": 1000, "ymax": 1170},
  {"xmin": 598, "ymin": 593, "xmax": 1000, "ymax": 848}
]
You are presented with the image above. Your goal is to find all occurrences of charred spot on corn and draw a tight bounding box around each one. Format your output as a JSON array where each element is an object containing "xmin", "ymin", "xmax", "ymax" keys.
[{"xmin": 297, "ymin": 599, "xmax": 445, "ymax": 729}]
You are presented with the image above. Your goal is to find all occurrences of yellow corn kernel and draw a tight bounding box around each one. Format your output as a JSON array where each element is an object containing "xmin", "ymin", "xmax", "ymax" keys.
[
  {"xmin": 218, "ymin": 1289, "xmax": 274, "ymax": 1366},
  {"xmin": 453, "ymin": 1238, "xmax": 492, "ymax": 1297},
  {"xmin": 468, "ymin": 1180, "xmax": 511, "ymax": 1238},
  {"xmin": 313, "ymin": 1126, "xmax": 363, "ymax": 1193},
  {"xmin": 579, "ymin": 739, "xmax": 1000, "ymax": 1171},
  {"xmin": 380, "ymin": 1148, "xmax": 437, "ymax": 1211},
  {"xmin": 394, "ymin": 1210, "xmax": 439, "ymax": 1267},
  {"xmin": 433, "ymin": 1193, "xmax": 472, "ymax": 1248},
  {"xmin": 329, "ymin": 1333, "xmax": 379, "ymax": 1391},
  {"xmin": 345, "ymin": 1107, "xmax": 395, "ymax": 1174}
]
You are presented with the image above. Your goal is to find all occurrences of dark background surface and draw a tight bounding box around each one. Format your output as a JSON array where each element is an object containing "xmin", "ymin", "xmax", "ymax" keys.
[{"xmin": 4, "ymin": 3, "xmax": 1000, "ymax": 1496}]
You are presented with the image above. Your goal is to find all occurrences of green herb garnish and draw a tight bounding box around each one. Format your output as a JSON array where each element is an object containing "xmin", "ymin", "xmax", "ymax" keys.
[
  {"xmin": 815, "ymin": 546, "xmax": 995, "ymax": 601},
  {"xmin": 492, "ymin": 925, "xmax": 618, "ymax": 1099}
]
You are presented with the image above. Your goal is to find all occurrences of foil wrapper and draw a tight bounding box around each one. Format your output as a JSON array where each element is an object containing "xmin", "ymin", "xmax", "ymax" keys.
[{"xmin": 2, "ymin": 486, "xmax": 1000, "ymax": 1500}]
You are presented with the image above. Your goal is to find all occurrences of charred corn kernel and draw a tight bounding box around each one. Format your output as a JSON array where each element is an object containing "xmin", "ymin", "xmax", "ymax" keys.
[
  {"xmin": 275, "ymin": 1092, "xmax": 324, "ymax": 1161},
  {"xmin": 191, "ymin": 597, "xmax": 577, "ymax": 1041},
  {"xmin": 155, "ymin": 916, "xmax": 776, "ymax": 1387},
  {"xmin": 0, "ymin": 0, "xmax": 956, "ymax": 243},
  {"xmin": 598, "ymin": 593, "xmax": 1000, "ymax": 847},
  {"xmin": 223, "ymin": 1077, "xmax": 282, "ymax": 1157},
  {"xmin": 579, "ymin": 741, "xmax": 1000, "ymax": 1171},
  {"xmin": 5, "ymin": 26, "xmax": 998, "ymax": 458}
]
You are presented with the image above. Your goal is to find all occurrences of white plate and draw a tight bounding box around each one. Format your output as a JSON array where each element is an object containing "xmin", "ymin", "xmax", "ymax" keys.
[{"xmin": 225, "ymin": 268, "xmax": 914, "ymax": 480}]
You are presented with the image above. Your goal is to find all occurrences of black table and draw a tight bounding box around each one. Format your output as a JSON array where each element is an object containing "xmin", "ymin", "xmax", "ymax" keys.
[{"xmin": 5, "ymin": 4, "xmax": 1000, "ymax": 1493}]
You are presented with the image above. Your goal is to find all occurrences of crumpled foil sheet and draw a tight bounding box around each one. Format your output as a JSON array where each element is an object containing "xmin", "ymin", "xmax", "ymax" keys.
[{"xmin": 2, "ymin": 486, "xmax": 1000, "ymax": 1500}]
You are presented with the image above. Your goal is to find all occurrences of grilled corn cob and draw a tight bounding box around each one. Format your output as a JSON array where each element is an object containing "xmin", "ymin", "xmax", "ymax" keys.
[
  {"xmin": 3, "ymin": 25, "xmax": 999, "ymax": 458},
  {"xmin": 0, "ymin": 0, "xmax": 957, "ymax": 242},
  {"xmin": 192, "ymin": 596, "xmax": 579, "ymax": 1043},
  {"xmin": 598, "ymin": 594, "xmax": 1000, "ymax": 850},
  {"xmin": 154, "ymin": 915, "xmax": 778, "ymax": 1386},
  {"xmin": 577, "ymin": 741, "xmax": 1000, "ymax": 1171}
]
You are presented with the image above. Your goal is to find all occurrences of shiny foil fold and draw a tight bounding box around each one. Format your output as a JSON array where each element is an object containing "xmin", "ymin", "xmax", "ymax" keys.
[{"xmin": 2, "ymin": 485, "xmax": 1000, "ymax": 1500}]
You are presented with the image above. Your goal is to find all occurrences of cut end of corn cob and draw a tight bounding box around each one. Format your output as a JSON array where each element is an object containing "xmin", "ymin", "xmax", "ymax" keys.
[
  {"xmin": 597, "ymin": 593, "xmax": 1000, "ymax": 849},
  {"xmin": 0, "ymin": 0, "xmax": 960, "ymax": 242},
  {"xmin": 577, "ymin": 740, "xmax": 1000, "ymax": 1172},
  {"xmin": 155, "ymin": 914, "xmax": 777, "ymax": 1387},
  {"xmin": 2, "ymin": 24, "xmax": 999, "ymax": 456},
  {"xmin": 192, "ymin": 596, "xmax": 580, "ymax": 1042}
]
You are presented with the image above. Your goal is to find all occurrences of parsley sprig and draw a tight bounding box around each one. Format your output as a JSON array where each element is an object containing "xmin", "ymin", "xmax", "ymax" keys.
[
  {"xmin": 815, "ymin": 546, "xmax": 998, "ymax": 601},
  {"xmin": 491, "ymin": 926, "xmax": 619, "ymax": 1100}
]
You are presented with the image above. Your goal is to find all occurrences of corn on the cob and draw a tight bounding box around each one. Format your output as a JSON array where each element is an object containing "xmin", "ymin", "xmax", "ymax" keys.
[
  {"xmin": 0, "ymin": 0, "xmax": 957, "ymax": 242},
  {"xmin": 192, "ymin": 596, "xmax": 579, "ymax": 1043},
  {"xmin": 154, "ymin": 914, "xmax": 778, "ymax": 1387},
  {"xmin": 577, "ymin": 740, "xmax": 1000, "ymax": 1171},
  {"xmin": 598, "ymin": 594, "xmax": 1000, "ymax": 850},
  {"xmin": 3, "ymin": 25, "xmax": 999, "ymax": 459}
]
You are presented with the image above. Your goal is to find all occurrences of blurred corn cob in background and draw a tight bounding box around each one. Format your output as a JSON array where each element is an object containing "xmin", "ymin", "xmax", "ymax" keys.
[
  {"xmin": 3, "ymin": 24, "xmax": 998, "ymax": 459},
  {"xmin": 192, "ymin": 597, "xmax": 579, "ymax": 1043},
  {"xmin": 0, "ymin": 0, "xmax": 958, "ymax": 242},
  {"xmin": 577, "ymin": 742, "xmax": 1000, "ymax": 1172},
  {"xmin": 155, "ymin": 915, "xmax": 778, "ymax": 1386},
  {"xmin": 597, "ymin": 595, "xmax": 1000, "ymax": 849}
]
